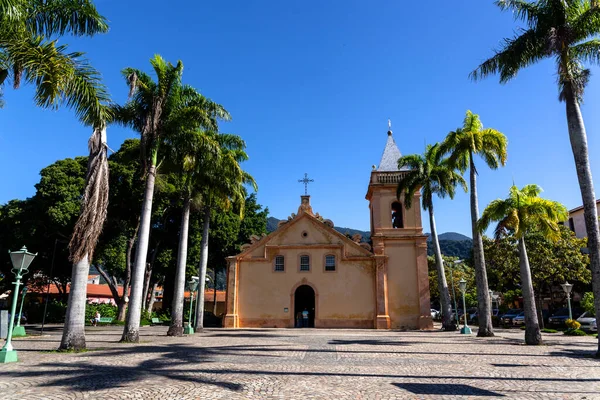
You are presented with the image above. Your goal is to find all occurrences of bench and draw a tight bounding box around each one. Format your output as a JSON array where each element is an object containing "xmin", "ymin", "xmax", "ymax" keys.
[
  {"xmin": 151, "ymin": 317, "xmax": 162, "ymax": 325},
  {"xmin": 98, "ymin": 317, "xmax": 113, "ymax": 324}
]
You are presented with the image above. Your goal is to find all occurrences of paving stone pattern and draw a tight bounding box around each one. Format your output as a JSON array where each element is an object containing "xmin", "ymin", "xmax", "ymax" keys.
[{"xmin": 0, "ymin": 325, "xmax": 599, "ymax": 399}]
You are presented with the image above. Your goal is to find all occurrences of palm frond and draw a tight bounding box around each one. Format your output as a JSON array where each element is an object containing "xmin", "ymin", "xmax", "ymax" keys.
[
  {"xmin": 495, "ymin": 0, "xmax": 541, "ymax": 26},
  {"xmin": 25, "ymin": 0, "xmax": 109, "ymax": 37},
  {"xmin": 470, "ymin": 28, "xmax": 546, "ymax": 83}
]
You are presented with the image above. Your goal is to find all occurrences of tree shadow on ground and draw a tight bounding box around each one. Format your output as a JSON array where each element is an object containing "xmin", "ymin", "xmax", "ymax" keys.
[
  {"xmin": 1, "ymin": 344, "xmax": 244, "ymax": 393},
  {"xmin": 392, "ymin": 382, "xmax": 504, "ymax": 396},
  {"xmin": 204, "ymin": 333, "xmax": 291, "ymax": 339}
]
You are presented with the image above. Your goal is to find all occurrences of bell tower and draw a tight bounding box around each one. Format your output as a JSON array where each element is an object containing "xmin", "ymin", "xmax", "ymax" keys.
[{"xmin": 366, "ymin": 124, "xmax": 432, "ymax": 330}]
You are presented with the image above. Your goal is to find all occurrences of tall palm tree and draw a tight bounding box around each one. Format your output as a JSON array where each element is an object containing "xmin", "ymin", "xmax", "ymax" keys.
[
  {"xmin": 440, "ymin": 111, "xmax": 508, "ymax": 337},
  {"xmin": 1, "ymin": 0, "xmax": 108, "ymax": 110},
  {"xmin": 194, "ymin": 133, "xmax": 256, "ymax": 330},
  {"xmin": 478, "ymin": 184, "xmax": 568, "ymax": 345},
  {"xmin": 471, "ymin": 0, "xmax": 600, "ymax": 356},
  {"xmin": 396, "ymin": 143, "xmax": 467, "ymax": 331},
  {"xmin": 0, "ymin": 0, "xmax": 112, "ymax": 351},
  {"xmin": 114, "ymin": 59, "xmax": 229, "ymax": 342},
  {"xmin": 163, "ymin": 128, "xmax": 221, "ymax": 337}
]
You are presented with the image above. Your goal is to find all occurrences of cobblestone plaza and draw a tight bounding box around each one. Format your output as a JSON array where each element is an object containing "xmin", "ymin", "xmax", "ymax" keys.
[{"xmin": 0, "ymin": 325, "xmax": 598, "ymax": 399}]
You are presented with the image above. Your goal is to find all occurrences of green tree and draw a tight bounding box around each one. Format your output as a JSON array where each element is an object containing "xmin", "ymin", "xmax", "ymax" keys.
[
  {"xmin": 471, "ymin": 0, "xmax": 600, "ymax": 356},
  {"xmin": 164, "ymin": 126, "xmax": 222, "ymax": 336},
  {"xmin": 0, "ymin": 0, "xmax": 111, "ymax": 351},
  {"xmin": 0, "ymin": 158, "xmax": 87, "ymax": 297},
  {"xmin": 479, "ymin": 184, "xmax": 568, "ymax": 345},
  {"xmin": 428, "ymin": 255, "xmax": 475, "ymax": 321},
  {"xmin": 397, "ymin": 143, "xmax": 467, "ymax": 331},
  {"xmin": 526, "ymin": 226, "xmax": 590, "ymax": 327},
  {"xmin": 0, "ymin": 0, "xmax": 108, "ymax": 111},
  {"xmin": 94, "ymin": 139, "xmax": 145, "ymax": 321},
  {"xmin": 582, "ymin": 292, "xmax": 596, "ymax": 315},
  {"xmin": 440, "ymin": 110, "xmax": 508, "ymax": 337},
  {"xmin": 114, "ymin": 55, "xmax": 226, "ymax": 342},
  {"xmin": 194, "ymin": 133, "xmax": 257, "ymax": 330}
]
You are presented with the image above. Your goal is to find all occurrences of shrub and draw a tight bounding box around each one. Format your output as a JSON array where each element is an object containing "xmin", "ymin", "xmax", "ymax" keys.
[
  {"xmin": 26, "ymin": 300, "xmax": 68, "ymax": 323},
  {"xmin": 564, "ymin": 328, "xmax": 587, "ymax": 336},
  {"xmin": 565, "ymin": 319, "xmax": 581, "ymax": 330},
  {"xmin": 581, "ymin": 292, "xmax": 596, "ymax": 315},
  {"xmin": 85, "ymin": 303, "xmax": 117, "ymax": 322},
  {"xmin": 541, "ymin": 328, "xmax": 558, "ymax": 333}
]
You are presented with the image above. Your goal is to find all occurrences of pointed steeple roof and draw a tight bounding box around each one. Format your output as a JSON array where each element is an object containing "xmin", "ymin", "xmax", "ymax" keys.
[{"xmin": 377, "ymin": 127, "xmax": 407, "ymax": 172}]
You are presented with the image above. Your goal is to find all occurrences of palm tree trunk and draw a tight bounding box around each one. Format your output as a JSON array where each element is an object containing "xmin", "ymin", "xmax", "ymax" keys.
[
  {"xmin": 95, "ymin": 265, "xmax": 125, "ymax": 320},
  {"xmin": 122, "ymin": 151, "xmax": 158, "ymax": 343},
  {"xmin": 469, "ymin": 154, "xmax": 494, "ymax": 337},
  {"xmin": 518, "ymin": 238, "xmax": 541, "ymax": 345},
  {"xmin": 428, "ymin": 203, "xmax": 455, "ymax": 331},
  {"xmin": 59, "ymin": 255, "xmax": 89, "ymax": 350},
  {"xmin": 142, "ymin": 264, "xmax": 151, "ymax": 313},
  {"xmin": 537, "ymin": 287, "xmax": 545, "ymax": 331},
  {"xmin": 564, "ymin": 83, "xmax": 600, "ymax": 357},
  {"xmin": 143, "ymin": 242, "xmax": 161, "ymax": 312},
  {"xmin": 194, "ymin": 206, "xmax": 210, "ymax": 330},
  {"xmin": 213, "ymin": 274, "xmax": 218, "ymax": 315},
  {"xmin": 60, "ymin": 125, "xmax": 109, "ymax": 351},
  {"xmin": 167, "ymin": 197, "xmax": 191, "ymax": 336}
]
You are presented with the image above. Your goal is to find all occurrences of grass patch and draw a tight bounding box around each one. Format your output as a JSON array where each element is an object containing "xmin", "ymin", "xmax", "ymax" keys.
[
  {"xmin": 564, "ymin": 328, "xmax": 587, "ymax": 336},
  {"xmin": 42, "ymin": 347, "xmax": 107, "ymax": 354},
  {"xmin": 542, "ymin": 328, "xmax": 558, "ymax": 333}
]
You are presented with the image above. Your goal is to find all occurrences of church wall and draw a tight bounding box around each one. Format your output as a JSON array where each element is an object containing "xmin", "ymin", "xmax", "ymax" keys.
[
  {"xmin": 237, "ymin": 246, "xmax": 376, "ymax": 329},
  {"xmin": 385, "ymin": 240, "xmax": 428, "ymax": 329}
]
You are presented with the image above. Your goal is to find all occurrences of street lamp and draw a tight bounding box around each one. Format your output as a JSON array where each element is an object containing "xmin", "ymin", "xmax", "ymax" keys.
[
  {"xmin": 184, "ymin": 277, "xmax": 199, "ymax": 334},
  {"xmin": 491, "ymin": 293, "xmax": 499, "ymax": 310},
  {"xmin": 561, "ymin": 281, "xmax": 574, "ymax": 320},
  {"xmin": 12, "ymin": 287, "xmax": 28, "ymax": 337},
  {"xmin": 1, "ymin": 246, "xmax": 36, "ymax": 363},
  {"xmin": 458, "ymin": 278, "xmax": 472, "ymax": 335}
]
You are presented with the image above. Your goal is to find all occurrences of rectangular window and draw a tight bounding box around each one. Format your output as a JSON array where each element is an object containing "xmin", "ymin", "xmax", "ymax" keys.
[
  {"xmin": 275, "ymin": 255, "xmax": 285, "ymax": 272},
  {"xmin": 568, "ymin": 218, "xmax": 575, "ymax": 232},
  {"xmin": 300, "ymin": 255, "xmax": 310, "ymax": 271},
  {"xmin": 325, "ymin": 255, "xmax": 336, "ymax": 271}
]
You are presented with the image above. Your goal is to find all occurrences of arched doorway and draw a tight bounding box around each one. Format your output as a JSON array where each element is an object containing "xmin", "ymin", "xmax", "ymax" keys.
[{"xmin": 294, "ymin": 285, "xmax": 315, "ymax": 328}]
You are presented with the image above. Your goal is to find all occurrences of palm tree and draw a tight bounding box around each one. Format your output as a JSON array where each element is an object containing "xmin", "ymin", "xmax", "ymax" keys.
[
  {"xmin": 194, "ymin": 133, "xmax": 256, "ymax": 330},
  {"xmin": 471, "ymin": 0, "xmax": 600, "ymax": 355},
  {"xmin": 1, "ymin": 0, "xmax": 108, "ymax": 110},
  {"xmin": 396, "ymin": 143, "xmax": 467, "ymax": 331},
  {"xmin": 478, "ymin": 184, "xmax": 568, "ymax": 345},
  {"xmin": 114, "ymin": 59, "xmax": 229, "ymax": 342},
  {"xmin": 0, "ymin": 0, "xmax": 112, "ymax": 351},
  {"xmin": 440, "ymin": 111, "xmax": 507, "ymax": 337},
  {"xmin": 164, "ymin": 128, "xmax": 221, "ymax": 337}
]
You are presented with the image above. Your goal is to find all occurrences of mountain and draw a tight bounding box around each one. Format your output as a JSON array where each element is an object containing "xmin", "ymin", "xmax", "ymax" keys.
[
  {"xmin": 426, "ymin": 232, "xmax": 471, "ymax": 242},
  {"xmin": 425, "ymin": 232, "xmax": 472, "ymax": 260},
  {"xmin": 266, "ymin": 217, "xmax": 370, "ymax": 241}
]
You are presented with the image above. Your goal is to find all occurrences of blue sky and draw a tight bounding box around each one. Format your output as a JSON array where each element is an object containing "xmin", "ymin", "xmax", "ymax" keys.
[{"xmin": 2, "ymin": 0, "xmax": 600, "ymax": 237}]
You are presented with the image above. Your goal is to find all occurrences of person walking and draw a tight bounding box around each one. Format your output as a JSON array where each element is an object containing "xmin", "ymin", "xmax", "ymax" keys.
[{"xmin": 302, "ymin": 308, "xmax": 309, "ymax": 328}]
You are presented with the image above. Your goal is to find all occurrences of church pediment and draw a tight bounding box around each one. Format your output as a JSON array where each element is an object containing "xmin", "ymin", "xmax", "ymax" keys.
[{"xmin": 235, "ymin": 210, "xmax": 372, "ymax": 261}]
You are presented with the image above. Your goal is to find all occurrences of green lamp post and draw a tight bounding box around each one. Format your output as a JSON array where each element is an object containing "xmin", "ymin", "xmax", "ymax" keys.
[
  {"xmin": 1, "ymin": 246, "xmax": 36, "ymax": 363},
  {"xmin": 458, "ymin": 278, "xmax": 472, "ymax": 335},
  {"xmin": 184, "ymin": 277, "xmax": 199, "ymax": 335},
  {"xmin": 12, "ymin": 287, "xmax": 28, "ymax": 337}
]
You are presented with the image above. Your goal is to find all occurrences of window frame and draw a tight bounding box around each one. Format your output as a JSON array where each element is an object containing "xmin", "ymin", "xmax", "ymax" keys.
[
  {"xmin": 324, "ymin": 254, "xmax": 336, "ymax": 272},
  {"xmin": 298, "ymin": 254, "xmax": 311, "ymax": 272},
  {"xmin": 274, "ymin": 255, "xmax": 285, "ymax": 272}
]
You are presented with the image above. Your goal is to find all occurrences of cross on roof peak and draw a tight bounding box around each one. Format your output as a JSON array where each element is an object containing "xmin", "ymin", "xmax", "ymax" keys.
[{"xmin": 298, "ymin": 173, "xmax": 314, "ymax": 195}]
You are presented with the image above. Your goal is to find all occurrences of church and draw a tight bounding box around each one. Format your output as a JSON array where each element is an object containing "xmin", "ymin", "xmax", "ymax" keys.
[{"xmin": 223, "ymin": 127, "xmax": 433, "ymax": 330}]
